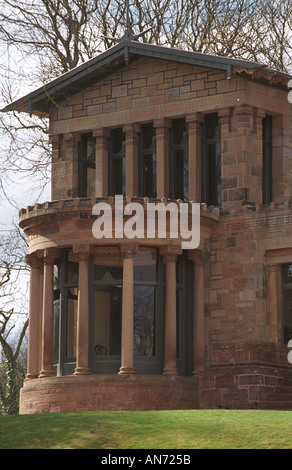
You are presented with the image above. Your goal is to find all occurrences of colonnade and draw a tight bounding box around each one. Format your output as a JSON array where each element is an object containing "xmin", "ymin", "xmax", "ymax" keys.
[{"xmin": 25, "ymin": 244, "xmax": 206, "ymax": 380}]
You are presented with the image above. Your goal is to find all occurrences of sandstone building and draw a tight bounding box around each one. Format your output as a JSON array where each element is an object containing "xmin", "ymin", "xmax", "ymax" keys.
[{"xmin": 2, "ymin": 34, "xmax": 292, "ymax": 413}]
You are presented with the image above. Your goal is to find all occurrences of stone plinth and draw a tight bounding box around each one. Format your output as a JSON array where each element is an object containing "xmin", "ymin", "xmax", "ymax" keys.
[{"xmin": 19, "ymin": 375, "xmax": 199, "ymax": 414}]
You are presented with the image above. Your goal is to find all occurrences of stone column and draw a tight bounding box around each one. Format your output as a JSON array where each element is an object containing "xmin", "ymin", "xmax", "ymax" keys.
[
  {"xmin": 123, "ymin": 124, "xmax": 140, "ymax": 198},
  {"xmin": 186, "ymin": 113, "xmax": 204, "ymax": 202},
  {"xmin": 39, "ymin": 249, "xmax": 59, "ymax": 378},
  {"xmin": 154, "ymin": 118, "xmax": 171, "ymax": 199},
  {"xmin": 119, "ymin": 243, "xmax": 138, "ymax": 375},
  {"xmin": 189, "ymin": 250, "xmax": 206, "ymax": 372},
  {"xmin": 73, "ymin": 245, "xmax": 91, "ymax": 375},
  {"xmin": 267, "ymin": 264, "xmax": 281, "ymax": 341},
  {"xmin": 63, "ymin": 132, "xmax": 81, "ymax": 199},
  {"xmin": 160, "ymin": 245, "xmax": 181, "ymax": 375},
  {"xmin": 25, "ymin": 253, "xmax": 43, "ymax": 380},
  {"xmin": 93, "ymin": 128, "xmax": 110, "ymax": 197}
]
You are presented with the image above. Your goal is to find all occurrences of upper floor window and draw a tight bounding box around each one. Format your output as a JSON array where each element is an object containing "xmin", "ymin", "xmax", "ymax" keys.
[
  {"xmin": 201, "ymin": 113, "xmax": 221, "ymax": 206},
  {"xmin": 169, "ymin": 119, "xmax": 189, "ymax": 201},
  {"xmin": 78, "ymin": 134, "xmax": 96, "ymax": 197},
  {"xmin": 109, "ymin": 128, "xmax": 126, "ymax": 196},
  {"xmin": 138, "ymin": 124, "xmax": 156, "ymax": 198},
  {"xmin": 262, "ymin": 115, "xmax": 273, "ymax": 205}
]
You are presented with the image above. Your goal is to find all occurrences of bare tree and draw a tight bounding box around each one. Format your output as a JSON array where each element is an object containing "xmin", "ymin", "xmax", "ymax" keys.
[{"xmin": 0, "ymin": 243, "xmax": 28, "ymax": 415}]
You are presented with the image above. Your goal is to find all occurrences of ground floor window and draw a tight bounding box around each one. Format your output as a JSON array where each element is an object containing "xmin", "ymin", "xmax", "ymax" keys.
[
  {"xmin": 53, "ymin": 246, "xmax": 193, "ymax": 376},
  {"xmin": 282, "ymin": 264, "xmax": 292, "ymax": 344}
]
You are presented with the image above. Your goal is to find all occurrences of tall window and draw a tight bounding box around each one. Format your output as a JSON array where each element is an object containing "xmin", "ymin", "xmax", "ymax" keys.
[
  {"xmin": 201, "ymin": 114, "xmax": 221, "ymax": 206},
  {"xmin": 53, "ymin": 250, "xmax": 78, "ymax": 376},
  {"xmin": 109, "ymin": 128, "xmax": 126, "ymax": 196},
  {"xmin": 262, "ymin": 115, "xmax": 273, "ymax": 205},
  {"xmin": 78, "ymin": 134, "xmax": 96, "ymax": 197},
  {"xmin": 90, "ymin": 246, "xmax": 164, "ymax": 375},
  {"xmin": 138, "ymin": 124, "xmax": 157, "ymax": 198},
  {"xmin": 282, "ymin": 264, "xmax": 292, "ymax": 344},
  {"xmin": 170, "ymin": 119, "xmax": 189, "ymax": 200}
]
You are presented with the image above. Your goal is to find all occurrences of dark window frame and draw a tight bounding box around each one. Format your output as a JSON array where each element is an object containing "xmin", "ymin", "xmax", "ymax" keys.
[
  {"xmin": 262, "ymin": 115, "xmax": 273, "ymax": 205},
  {"xmin": 201, "ymin": 113, "xmax": 221, "ymax": 207},
  {"xmin": 169, "ymin": 119, "xmax": 189, "ymax": 201},
  {"xmin": 78, "ymin": 133, "xmax": 96, "ymax": 198},
  {"xmin": 108, "ymin": 128, "xmax": 126, "ymax": 196},
  {"xmin": 282, "ymin": 263, "xmax": 292, "ymax": 344},
  {"xmin": 138, "ymin": 124, "xmax": 157, "ymax": 198}
]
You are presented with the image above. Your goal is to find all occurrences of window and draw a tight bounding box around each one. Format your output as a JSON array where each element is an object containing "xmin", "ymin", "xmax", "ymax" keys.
[
  {"xmin": 202, "ymin": 114, "xmax": 221, "ymax": 206},
  {"xmin": 109, "ymin": 128, "xmax": 126, "ymax": 196},
  {"xmin": 134, "ymin": 247, "xmax": 158, "ymax": 357},
  {"xmin": 282, "ymin": 264, "xmax": 292, "ymax": 344},
  {"xmin": 138, "ymin": 124, "xmax": 156, "ymax": 198},
  {"xmin": 170, "ymin": 119, "xmax": 189, "ymax": 200},
  {"xmin": 53, "ymin": 250, "xmax": 79, "ymax": 376},
  {"xmin": 92, "ymin": 246, "xmax": 123, "ymax": 366},
  {"xmin": 262, "ymin": 115, "xmax": 273, "ymax": 205},
  {"xmin": 78, "ymin": 134, "xmax": 96, "ymax": 197}
]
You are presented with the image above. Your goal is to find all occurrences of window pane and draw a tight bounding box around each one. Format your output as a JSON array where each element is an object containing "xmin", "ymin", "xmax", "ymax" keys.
[
  {"xmin": 140, "ymin": 125, "xmax": 156, "ymax": 198},
  {"xmin": 93, "ymin": 246, "xmax": 123, "ymax": 282},
  {"xmin": 86, "ymin": 138, "xmax": 95, "ymax": 159},
  {"xmin": 86, "ymin": 164, "xmax": 95, "ymax": 197},
  {"xmin": 94, "ymin": 285, "xmax": 122, "ymax": 356},
  {"xmin": 203, "ymin": 114, "xmax": 221, "ymax": 206},
  {"xmin": 53, "ymin": 289, "xmax": 60, "ymax": 364},
  {"xmin": 65, "ymin": 252, "xmax": 79, "ymax": 284},
  {"xmin": 171, "ymin": 120, "xmax": 188, "ymax": 200},
  {"xmin": 79, "ymin": 134, "xmax": 96, "ymax": 197},
  {"xmin": 173, "ymin": 120, "xmax": 187, "ymax": 145},
  {"xmin": 174, "ymin": 148, "xmax": 188, "ymax": 200},
  {"xmin": 283, "ymin": 289, "xmax": 292, "ymax": 344},
  {"xmin": 134, "ymin": 247, "xmax": 157, "ymax": 282},
  {"xmin": 112, "ymin": 157, "xmax": 125, "ymax": 195},
  {"xmin": 134, "ymin": 285, "xmax": 155, "ymax": 356},
  {"xmin": 110, "ymin": 129, "xmax": 125, "ymax": 196},
  {"xmin": 283, "ymin": 264, "xmax": 292, "ymax": 284},
  {"xmin": 66, "ymin": 287, "xmax": 78, "ymax": 358}
]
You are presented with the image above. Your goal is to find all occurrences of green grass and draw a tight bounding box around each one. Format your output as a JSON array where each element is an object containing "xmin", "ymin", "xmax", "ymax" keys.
[{"xmin": 0, "ymin": 410, "xmax": 292, "ymax": 449}]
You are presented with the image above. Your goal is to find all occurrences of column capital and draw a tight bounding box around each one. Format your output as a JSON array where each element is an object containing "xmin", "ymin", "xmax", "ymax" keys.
[
  {"xmin": 186, "ymin": 112, "xmax": 204, "ymax": 123},
  {"xmin": 267, "ymin": 263, "xmax": 282, "ymax": 275},
  {"xmin": 25, "ymin": 252, "xmax": 43, "ymax": 268},
  {"xmin": 93, "ymin": 127, "xmax": 111, "ymax": 143},
  {"xmin": 160, "ymin": 245, "xmax": 182, "ymax": 262},
  {"xmin": 72, "ymin": 244, "xmax": 93, "ymax": 260},
  {"xmin": 120, "ymin": 243, "xmax": 139, "ymax": 258},
  {"xmin": 188, "ymin": 249, "xmax": 209, "ymax": 266},
  {"xmin": 63, "ymin": 131, "xmax": 82, "ymax": 142},
  {"xmin": 37, "ymin": 248, "xmax": 61, "ymax": 263},
  {"xmin": 153, "ymin": 118, "xmax": 172, "ymax": 130},
  {"xmin": 218, "ymin": 107, "xmax": 233, "ymax": 131},
  {"xmin": 123, "ymin": 123, "xmax": 140, "ymax": 139}
]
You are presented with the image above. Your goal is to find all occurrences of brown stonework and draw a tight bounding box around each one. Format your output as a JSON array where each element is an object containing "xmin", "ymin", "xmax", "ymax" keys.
[{"xmin": 4, "ymin": 39, "xmax": 292, "ymax": 413}]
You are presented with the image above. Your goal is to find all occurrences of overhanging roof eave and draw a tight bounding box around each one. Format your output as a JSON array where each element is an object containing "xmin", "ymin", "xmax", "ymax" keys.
[{"xmin": 2, "ymin": 39, "xmax": 288, "ymax": 116}]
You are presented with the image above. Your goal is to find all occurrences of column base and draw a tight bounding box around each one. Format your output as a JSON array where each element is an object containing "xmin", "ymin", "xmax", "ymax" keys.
[
  {"xmin": 38, "ymin": 369, "xmax": 55, "ymax": 378},
  {"xmin": 73, "ymin": 367, "xmax": 90, "ymax": 376},
  {"xmin": 24, "ymin": 373, "xmax": 39, "ymax": 381},
  {"xmin": 118, "ymin": 366, "xmax": 136, "ymax": 375},
  {"xmin": 162, "ymin": 367, "xmax": 179, "ymax": 376}
]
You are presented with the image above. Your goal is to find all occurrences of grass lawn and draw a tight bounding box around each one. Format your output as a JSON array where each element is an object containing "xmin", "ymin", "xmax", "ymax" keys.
[{"xmin": 0, "ymin": 409, "xmax": 292, "ymax": 449}]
